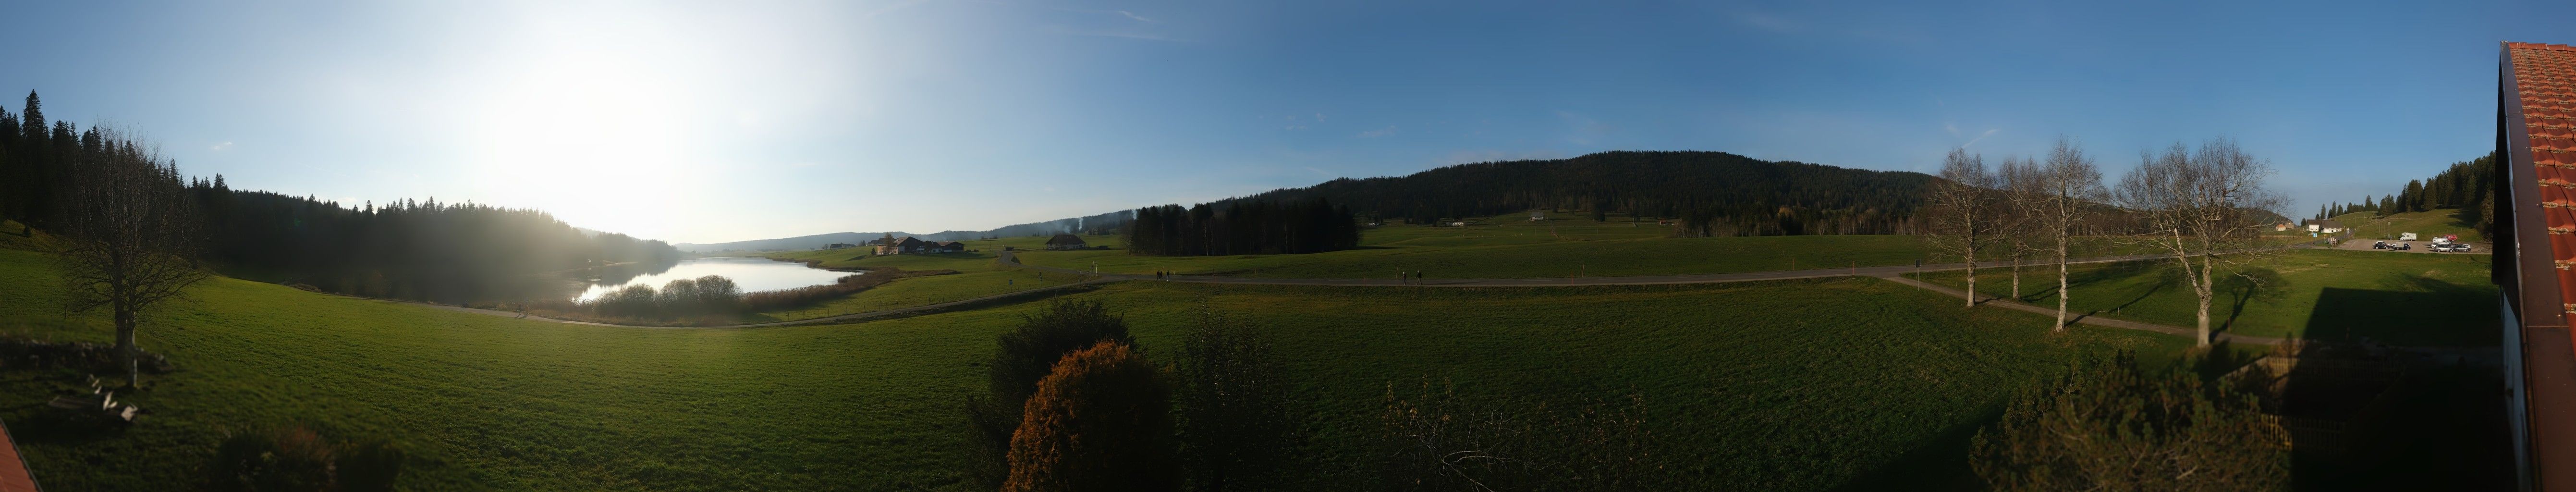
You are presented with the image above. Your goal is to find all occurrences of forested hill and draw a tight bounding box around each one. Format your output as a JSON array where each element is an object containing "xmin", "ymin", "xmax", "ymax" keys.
[{"xmin": 1232, "ymin": 150, "xmax": 1933, "ymax": 236}]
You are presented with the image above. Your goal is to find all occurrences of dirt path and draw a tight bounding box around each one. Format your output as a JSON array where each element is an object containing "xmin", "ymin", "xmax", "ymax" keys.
[{"xmin": 1874, "ymin": 275, "xmax": 2290, "ymax": 345}]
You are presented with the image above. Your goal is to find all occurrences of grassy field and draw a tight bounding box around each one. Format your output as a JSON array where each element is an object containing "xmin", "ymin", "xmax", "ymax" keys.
[
  {"xmin": 1907, "ymin": 248, "xmax": 2497, "ymax": 346},
  {"xmin": 732, "ymin": 235, "xmax": 1122, "ymax": 322},
  {"xmin": 0, "ymin": 241, "xmax": 2210, "ymax": 491},
  {"xmin": 737, "ymin": 269, "xmax": 1080, "ymax": 323},
  {"xmin": 1005, "ymin": 212, "xmax": 2196, "ymax": 279},
  {"xmin": 2328, "ymin": 208, "xmax": 2485, "ymax": 242}
]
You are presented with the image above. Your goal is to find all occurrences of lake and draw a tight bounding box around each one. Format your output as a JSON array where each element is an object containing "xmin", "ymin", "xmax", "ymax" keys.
[{"xmin": 575, "ymin": 256, "xmax": 853, "ymax": 302}]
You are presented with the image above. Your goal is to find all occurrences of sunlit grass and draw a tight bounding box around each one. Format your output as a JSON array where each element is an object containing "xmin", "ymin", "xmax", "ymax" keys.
[{"xmin": 1907, "ymin": 248, "xmax": 2496, "ymax": 346}]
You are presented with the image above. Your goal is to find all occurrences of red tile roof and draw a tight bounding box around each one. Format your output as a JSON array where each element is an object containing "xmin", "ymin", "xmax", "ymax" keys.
[
  {"xmin": 0, "ymin": 419, "xmax": 37, "ymax": 492},
  {"xmin": 2509, "ymin": 42, "xmax": 2576, "ymax": 318}
]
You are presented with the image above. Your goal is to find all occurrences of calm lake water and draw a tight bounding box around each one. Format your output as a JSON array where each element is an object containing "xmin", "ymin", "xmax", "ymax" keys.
[{"xmin": 574, "ymin": 257, "xmax": 853, "ymax": 302}]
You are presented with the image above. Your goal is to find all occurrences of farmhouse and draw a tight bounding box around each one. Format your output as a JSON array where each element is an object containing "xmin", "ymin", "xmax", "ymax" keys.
[
  {"xmin": 876, "ymin": 237, "xmax": 938, "ymax": 255},
  {"xmin": 2308, "ymin": 220, "xmax": 2345, "ymax": 234},
  {"xmin": 1044, "ymin": 234, "xmax": 1088, "ymax": 250}
]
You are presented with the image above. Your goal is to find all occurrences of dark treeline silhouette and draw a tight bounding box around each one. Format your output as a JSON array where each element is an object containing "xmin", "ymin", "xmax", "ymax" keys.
[
  {"xmin": 2313, "ymin": 153, "xmax": 2496, "ymax": 232},
  {"xmin": 192, "ymin": 187, "xmax": 681, "ymax": 303},
  {"xmin": 1223, "ymin": 150, "xmax": 1932, "ymax": 236},
  {"xmin": 1126, "ymin": 198, "xmax": 1360, "ymax": 256},
  {"xmin": 0, "ymin": 91, "xmax": 681, "ymax": 305}
]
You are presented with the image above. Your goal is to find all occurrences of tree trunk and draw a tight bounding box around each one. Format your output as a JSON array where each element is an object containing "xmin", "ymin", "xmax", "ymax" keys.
[
  {"xmin": 1964, "ymin": 250, "xmax": 1978, "ymax": 308},
  {"xmin": 115, "ymin": 303, "xmax": 139, "ymax": 388},
  {"xmin": 2010, "ymin": 254, "xmax": 2022, "ymax": 300},
  {"xmin": 2055, "ymin": 237, "xmax": 2070, "ymax": 331},
  {"xmin": 2194, "ymin": 254, "xmax": 2215, "ymax": 346}
]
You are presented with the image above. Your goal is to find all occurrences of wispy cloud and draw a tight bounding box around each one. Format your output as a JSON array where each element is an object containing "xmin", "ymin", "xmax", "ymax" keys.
[
  {"xmin": 1304, "ymin": 167, "xmax": 1334, "ymax": 177},
  {"xmin": 1314, "ymin": 113, "xmax": 1327, "ymax": 122},
  {"xmin": 1356, "ymin": 126, "xmax": 1398, "ymax": 138},
  {"xmin": 1113, "ymin": 10, "xmax": 1155, "ymax": 23},
  {"xmin": 1960, "ymin": 128, "xmax": 1999, "ymax": 149},
  {"xmin": 1053, "ymin": 28, "xmax": 1190, "ymax": 43},
  {"xmin": 210, "ymin": 141, "xmax": 234, "ymax": 151}
]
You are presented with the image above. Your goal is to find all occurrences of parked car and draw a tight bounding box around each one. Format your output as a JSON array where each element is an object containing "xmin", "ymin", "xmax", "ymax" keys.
[
  {"xmin": 2372, "ymin": 241, "xmax": 2390, "ymax": 249},
  {"xmin": 2395, "ymin": 243, "xmax": 2411, "ymax": 250},
  {"xmin": 2456, "ymin": 244, "xmax": 2475, "ymax": 252}
]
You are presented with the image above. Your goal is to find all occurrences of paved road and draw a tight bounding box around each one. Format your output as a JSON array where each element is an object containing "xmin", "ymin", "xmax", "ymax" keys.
[{"xmin": 2327, "ymin": 236, "xmax": 2491, "ymax": 255}]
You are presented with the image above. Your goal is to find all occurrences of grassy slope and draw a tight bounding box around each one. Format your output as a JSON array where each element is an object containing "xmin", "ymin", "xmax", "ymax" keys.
[
  {"xmin": 0, "ymin": 243, "xmax": 2196, "ymax": 491},
  {"xmin": 1908, "ymin": 248, "xmax": 2496, "ymax": 346},
  {"xmin": 2329, "ymin": 208, "xmax": 2485, "ymax": 242}
]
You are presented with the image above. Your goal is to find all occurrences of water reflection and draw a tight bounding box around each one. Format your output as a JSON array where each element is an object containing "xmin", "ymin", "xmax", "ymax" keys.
[{"xmin": 574, "ymin": 257, "xmax": 853, "ymax": 302}]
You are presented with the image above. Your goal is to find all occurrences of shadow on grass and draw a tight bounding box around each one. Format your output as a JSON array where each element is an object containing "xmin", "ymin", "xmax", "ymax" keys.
[
  {"xmin": 1828, "ymin": 403, "xmax": 2003, "ymax": 492},
  {"xmin": 2299, "ymin": 273, "xmax": 2498, "ymax": 346},
  {"xmin": 2214, "ymin": 267, "xmax": 2288, "ymax": 338}
]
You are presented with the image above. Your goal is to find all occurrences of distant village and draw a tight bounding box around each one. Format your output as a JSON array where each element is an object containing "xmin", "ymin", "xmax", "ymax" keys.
[
  {"xmin": 823, "ymin": 235, "xmax": 967, "ymax": 255},
  {"xmin": 822, "ymin": 233, "xmax": 1094, "ymax": 254}
]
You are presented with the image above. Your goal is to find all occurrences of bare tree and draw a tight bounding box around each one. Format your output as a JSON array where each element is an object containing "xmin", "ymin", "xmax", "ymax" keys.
[
  {"xmin": 2112, "ymin": 139, "xmax": 2285, "ymax": 345},
  {"xmin": 55, "ymin": 134, "xmax": 211, "ymax": 387},
  {"xmin": 2035, "ymin": 138, "xmax": 2106, "ymax": 331},
  {"xmin": 1926, "ymin": 149, "xmax": 2000, "ymax": 308},
  {"xmin": 1997, "ymin": 156, "xmax": 2048, "ymax": 301}
]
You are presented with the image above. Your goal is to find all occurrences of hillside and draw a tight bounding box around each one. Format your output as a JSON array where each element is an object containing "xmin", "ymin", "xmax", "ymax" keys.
[
  {"xmin": 702, "ymin": 150, "xmax": 1937, "ymax": 251},
  {"xmin": 1228, "ymin": 151, "xmax": 1933, "ymax": 236}
]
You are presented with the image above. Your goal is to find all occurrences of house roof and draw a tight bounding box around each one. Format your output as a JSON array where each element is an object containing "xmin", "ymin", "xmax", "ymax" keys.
[
  {"xmin": 1046, "ymin": 234, "xmax": 1086, "ymax": 246},
  {"xmin": 2510, "ymin": 42, "xmax": 2576, "ymax": 317},
  {"xmin": 2500, "ymin": 41, "xmax": 2576, "ymax": 483}
]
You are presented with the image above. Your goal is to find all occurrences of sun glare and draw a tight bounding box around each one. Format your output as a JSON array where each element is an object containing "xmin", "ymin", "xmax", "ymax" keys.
[{"xmin": 460, "ymin": 7, "xmax": 702, "ymax": 238}]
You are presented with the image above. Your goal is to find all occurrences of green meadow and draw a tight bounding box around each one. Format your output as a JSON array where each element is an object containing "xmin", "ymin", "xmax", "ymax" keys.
[
  {"xmin": 1907, "ymin": 248, "xmax": 2497, "ymax": 346},
  {"xmin": 0, "ymin": 240, "xmax": 2200, "ymax": 491}
]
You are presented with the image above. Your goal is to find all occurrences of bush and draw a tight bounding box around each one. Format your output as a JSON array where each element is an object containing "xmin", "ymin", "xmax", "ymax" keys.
[
  {"xmin": 965, "ymin": 300, "xmax": 1136, "ymax": 487},
  {"xmin": 1970, "ymin": 351, "xmax": 2288, "ymax": 492},
  {"xmin": 1003, "ymin": 341, "xmax": 1178, "ymax": 492},
  {"xmin": 206, "ymin": 427, "xmax": 336, "ymax": 492},
  {"xmin": 205, "ymin": 426, "xmax": 407, "ymax": 492},
  {"xmin": 334, "ymin": 439, "xmax": 406, "ymax": 492}
]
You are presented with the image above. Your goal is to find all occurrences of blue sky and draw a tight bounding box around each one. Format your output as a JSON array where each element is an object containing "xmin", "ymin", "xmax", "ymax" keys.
[{"xmin": 0, "ymin": 0, "xmax": 2565, "ymax": 244}]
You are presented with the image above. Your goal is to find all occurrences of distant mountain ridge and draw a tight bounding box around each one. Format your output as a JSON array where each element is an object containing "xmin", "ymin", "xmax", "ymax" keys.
[
  {"xmin": 1227, "ymin": 150, "xmax": 1932, "ymax": 236},
  {"xmin": 694, "ymin": 150, "xmax": 1936, "ymax": 251}
]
